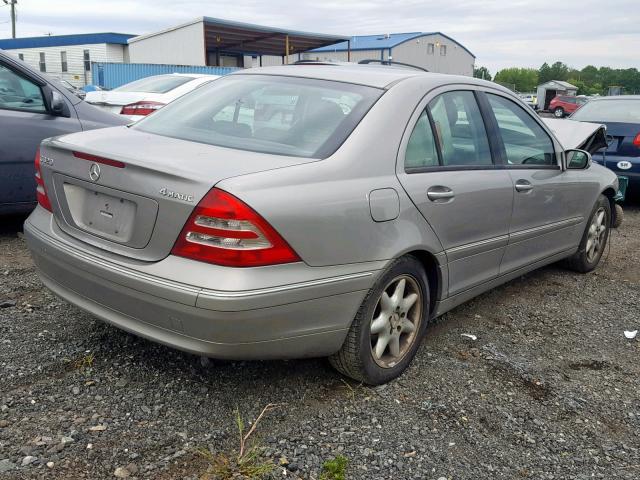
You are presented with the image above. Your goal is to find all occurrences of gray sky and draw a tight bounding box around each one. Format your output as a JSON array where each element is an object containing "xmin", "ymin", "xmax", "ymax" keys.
[{"xmin": 2, "ymin": 0, "xmax": 639, "ymax": 74}]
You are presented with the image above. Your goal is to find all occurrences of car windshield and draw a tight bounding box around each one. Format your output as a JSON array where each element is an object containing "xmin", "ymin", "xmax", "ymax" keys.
[
  {"xmin": 571, "ymin": 99, "xmax": 640, "ymax": 123},
  {"xmin": 133, "ymin": 74, "xmax": 383, "ymax": 158},
  {"xmin": 114, "ymin": 75, "xmax": 195, "ymax": 93}
]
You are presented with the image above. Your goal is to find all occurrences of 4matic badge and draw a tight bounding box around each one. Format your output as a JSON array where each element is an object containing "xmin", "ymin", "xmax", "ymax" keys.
[{"xmin": 159, "ymin": 187, "xmax": 194, "ymax": 202}]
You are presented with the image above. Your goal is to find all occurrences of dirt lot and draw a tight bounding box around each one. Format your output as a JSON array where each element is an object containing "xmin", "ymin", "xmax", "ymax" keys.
[{"xmin": 1, "ymin": 203, "xmax": 639, "ymax": 480}]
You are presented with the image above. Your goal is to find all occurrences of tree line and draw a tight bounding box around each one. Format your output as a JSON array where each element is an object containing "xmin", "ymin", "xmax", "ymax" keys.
[{"xmin": 473, "ymin": 62, "xmax": 640, "ymax": 95}]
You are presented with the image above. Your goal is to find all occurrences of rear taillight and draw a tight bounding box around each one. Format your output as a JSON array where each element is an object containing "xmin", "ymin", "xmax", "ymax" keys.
[
  {"xmin": 633, "ymin": 133, "xmax": 640, "ymax": 148},
  {"xmin": 120, "ymin": 101, "xmax": 165, "ymax": 116},
  {"xmin": 34, "ymin": 149, "xmax": 52, "ymax": 212},
  {"xmin": 171, "ymin": 188, "xmax": 300, "ymax": 267}
]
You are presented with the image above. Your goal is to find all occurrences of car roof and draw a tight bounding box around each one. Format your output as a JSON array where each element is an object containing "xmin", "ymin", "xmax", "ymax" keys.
[
  {"xmin": 230, "ymin": 64, "xmax": 499, "ymax": 90},
  {"xmin": 589, "ymin": 95, "xmax": 640, "ymax": 102}
]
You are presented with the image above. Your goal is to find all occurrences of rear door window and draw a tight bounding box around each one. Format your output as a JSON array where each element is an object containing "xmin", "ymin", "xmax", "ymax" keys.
[
  {"xmin": 487, "ymin": 93, "xmax": 555, "ymax": 166},
  {"xmin": 427, "ymin": 91, "xmax": 492, "ymax": 166}
]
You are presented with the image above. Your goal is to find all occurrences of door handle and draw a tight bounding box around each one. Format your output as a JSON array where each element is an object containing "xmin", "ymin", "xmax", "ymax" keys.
[
  {"xmin": 427, "ymin": 186, "xmax": 455, "ymax": 202},
  {"xmin": 515, "ymin": 180, "xmax": 533, "ymax": 192}
]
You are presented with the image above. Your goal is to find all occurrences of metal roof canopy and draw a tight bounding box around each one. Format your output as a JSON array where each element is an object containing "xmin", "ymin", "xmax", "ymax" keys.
[
  {"xmin": 537, "ymin": 80, "xmax": 578, "ymax": 90},
  {"xmin": 201, "ymin": 16, "xmax": 349, "ymax": 60}
]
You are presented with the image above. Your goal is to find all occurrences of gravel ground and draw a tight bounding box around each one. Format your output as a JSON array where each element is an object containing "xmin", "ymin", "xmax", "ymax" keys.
[{"xmin": 1, "ymin": 202, "xmax": 639, "ymax": 480}]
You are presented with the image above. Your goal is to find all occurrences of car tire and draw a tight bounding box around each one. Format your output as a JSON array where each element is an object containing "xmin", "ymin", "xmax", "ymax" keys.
[
  {"xmin": 554, "ymin": 107, "xmax": 565, "ymax": 118},
  {"xmin": 613, "ymin": 203, "xmax": 624, "ymax": 229},
  {"xmin": 329, "ymin": 255, "xmax": 430, "ymax": 385},
  {"xmin": 565, "ymin": 194, "xmax": 611, "ymax": 273}
]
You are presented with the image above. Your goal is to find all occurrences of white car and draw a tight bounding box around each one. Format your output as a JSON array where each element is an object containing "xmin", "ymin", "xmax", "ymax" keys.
[
  {"xmin": 85, "ymin": 73, "xmax": 219, "ymax": 121},
  {"xmin": 518, "ymin": 93, "xmax": 538, "ymax": 109}
]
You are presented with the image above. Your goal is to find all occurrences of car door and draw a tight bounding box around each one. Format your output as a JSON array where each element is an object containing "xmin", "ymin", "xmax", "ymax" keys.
[
  {"xmin": 0, "ymin": 60, "xmax": 81, "ymax": 210},
  {"xmin": 397, "ymin": 88, "xmax": 514, "ymax": 297},
  {"xmin": 480, "ymin": 92, "xmax": 585, "ymax": 273}
]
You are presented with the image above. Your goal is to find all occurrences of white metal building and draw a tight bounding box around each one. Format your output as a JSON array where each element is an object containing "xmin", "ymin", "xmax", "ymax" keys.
[
  {"xmin": 303, "ymin": 32, "xmax": 476, "ymax": 76},
  {"xmin": 127, "ymin": 17, "xmax": 348, "ymax": 68},
  {"xmin": 0, "ymin": 33, "xmax": 135, "ymax": 86}
]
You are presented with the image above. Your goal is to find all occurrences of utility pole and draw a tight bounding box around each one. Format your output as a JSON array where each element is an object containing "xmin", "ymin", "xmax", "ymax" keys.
[{"xmin": 3, "ymin": 0, "xmax": 16, "ymax": 38}]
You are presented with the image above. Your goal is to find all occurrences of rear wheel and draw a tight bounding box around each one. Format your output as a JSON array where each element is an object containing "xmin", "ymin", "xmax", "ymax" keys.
[
  {"xmin": 329, "ymin": 256, "xmax": 429, "ymax": 385},
  {"xmin": 554, "ymin": 107, "xmax": 565, "ymax": 118},
  {"xmin": 565, "ymin": 195, "xmax": 610, "ymax": 273}
]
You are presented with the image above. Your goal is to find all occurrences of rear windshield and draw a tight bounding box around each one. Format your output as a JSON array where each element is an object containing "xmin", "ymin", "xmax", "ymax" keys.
[
  {"xmin": 133, "ymin": 74, "xmax": 383, "ymax": 158},
  {"xmin": 571, "ymin": 99, "xmax": 640, "ymax": 123},
  {"xmin": 114, "ymin": 75, "xmax": 195, "ymax": 93}
]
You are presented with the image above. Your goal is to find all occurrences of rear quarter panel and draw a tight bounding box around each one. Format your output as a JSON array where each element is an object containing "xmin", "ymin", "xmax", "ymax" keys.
[{"xmin": 216, "ymin": 76, "xmax": 445, "ymax": 268}]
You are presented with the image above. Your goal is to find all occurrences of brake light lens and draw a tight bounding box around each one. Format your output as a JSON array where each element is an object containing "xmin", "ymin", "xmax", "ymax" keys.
[
  {"xmin": 34, "ymin": 149, "xmax": 52, "ymax": 212},
  {"xmin": 633, "ymin": 133, "xmax": 640, "ymax": 148},
  {"xmin": 171, "ymin": 188, "xmax": 300, "ymax": 267},
  {"xmin": 72, "ymin": 151, "xmax": 125, "ymax": 168},
  {"xmin": 120, "ymin": 101, "xmax": 165, "ymax": 116}
]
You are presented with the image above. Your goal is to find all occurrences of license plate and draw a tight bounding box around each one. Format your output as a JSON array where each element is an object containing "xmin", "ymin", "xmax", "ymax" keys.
[{"xmin": 63, "ymin": 183, "xmax": 137, "ymax": 243}]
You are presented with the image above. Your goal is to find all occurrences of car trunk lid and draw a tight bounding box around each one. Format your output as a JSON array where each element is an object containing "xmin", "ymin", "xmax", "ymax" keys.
[
  {"xmin": 41, "ymin": 126, "xmax": 313, "ymax": 262},
  {"xmin": 85, "ymin": 91, "xmax": 152, "ymax": 114},
  {"xmin": 597, "ymin": 122, "xmax": 640, "ymax": 157}
]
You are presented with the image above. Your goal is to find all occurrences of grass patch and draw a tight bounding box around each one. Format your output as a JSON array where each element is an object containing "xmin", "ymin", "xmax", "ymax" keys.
[
  {"xmin": 320, "ymin": 455, "xmax": 348, "ymax": 480},
  {"xmin": 69, "ymin": 353, "xmax": 95, "ymax": 373},
  {"xmin": 73, "ymin": 353, "xmax": 96, "ymax": 371},
  {"xmin": 200, "ymin": 403, "xmax": 281, "ymax": 480}
]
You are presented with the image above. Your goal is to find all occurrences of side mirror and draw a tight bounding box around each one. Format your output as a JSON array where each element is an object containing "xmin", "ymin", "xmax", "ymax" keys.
[
  {"xmin": 566, "ymin": 149, "xmax": 592, "ymax": 170},
  {"xmin": 50, "ymin": 91, "xmax": 66, "ymax": 115}
]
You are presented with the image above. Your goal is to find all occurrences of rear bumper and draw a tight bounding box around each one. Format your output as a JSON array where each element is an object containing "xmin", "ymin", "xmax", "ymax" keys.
[{"xmin": 25, "ymin": 208, "xmax": 379, "ymax": 359}]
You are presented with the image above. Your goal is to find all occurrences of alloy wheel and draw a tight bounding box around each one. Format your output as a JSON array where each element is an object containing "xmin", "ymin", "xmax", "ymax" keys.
[
  {"xmin": 586, "ymin": 207, "xmax": 607, "ymax": 263},
  {"xmin": 369, "ymin": 275, "xmax": 423, "ymax": 368}
]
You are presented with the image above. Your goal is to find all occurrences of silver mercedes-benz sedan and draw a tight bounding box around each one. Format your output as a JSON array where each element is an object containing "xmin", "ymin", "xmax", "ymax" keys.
[{"xmin": 25, "ymin": 64, "xmax": 618, "ymax": 384}]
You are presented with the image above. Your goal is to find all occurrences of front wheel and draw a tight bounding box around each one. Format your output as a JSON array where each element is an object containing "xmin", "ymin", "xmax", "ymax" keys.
[
  {"xmin": 554, "ymin": 107, "xmax": 565, "ymax": 118},
  {"xmin": 329, "ymin": 256, "xmax": 429, "ymax": 385},
  {"xmin": 565, "ymin": 195, "xmax": 611, "ymax": 273}
]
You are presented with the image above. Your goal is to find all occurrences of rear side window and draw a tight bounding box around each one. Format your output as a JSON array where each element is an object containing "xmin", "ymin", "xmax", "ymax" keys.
[
  {"xmin": 134, "ymin": 75, "xmax": 382, "ymax": 159},
  {"xmin": 487, "ymin": 94, "xmax": 555, "ymax": 166},
  {"xmin": 404, "ymin": 110, "xmax": 438, "ymax": 169},
  {"xmin": 427, "ymin": 91, "xmax": 492, "ymax": 166},
  {"xmin": 114, "ymin": 75, "xmax": 195, "ymax": 93}
]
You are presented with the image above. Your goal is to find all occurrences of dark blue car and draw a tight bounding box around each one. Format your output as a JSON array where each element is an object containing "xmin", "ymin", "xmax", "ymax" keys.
[
  {"xmin": 0, "ymin": 50, "xmax": 127, "ymax": 215},
  {"xmin": 571, "ymin": 96, "xmax": 640, "ymax": 191}
]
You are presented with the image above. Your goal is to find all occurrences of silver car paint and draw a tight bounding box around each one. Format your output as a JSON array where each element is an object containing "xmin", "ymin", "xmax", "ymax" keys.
[
  {"xmin": 25, "ymin": 66, "xmax": 618, "ymax": 359},
  {"xmin": 42, "ymin": 127, "xmax": 319, "ymax": 261}
]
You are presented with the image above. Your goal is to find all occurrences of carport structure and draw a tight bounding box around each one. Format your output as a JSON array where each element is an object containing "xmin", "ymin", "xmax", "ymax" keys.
[
  {"xmin": 202, "ymin": 17, "xmax": 350, "ymax": 67},
  {"xmin": 127, "ymin": 17, "xmax": 350, "ymax": 68}
]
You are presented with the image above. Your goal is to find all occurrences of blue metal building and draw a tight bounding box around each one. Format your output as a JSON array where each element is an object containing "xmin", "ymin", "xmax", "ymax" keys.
[{"xmin": 304, "ymin": 32, "xmax": 476, "ymax": 76}]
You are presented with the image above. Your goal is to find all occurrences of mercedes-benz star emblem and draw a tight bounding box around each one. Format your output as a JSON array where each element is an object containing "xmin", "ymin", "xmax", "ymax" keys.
[{"xmin": 89, "ymin": 163, "xmax": 101, "ymax": 182}]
